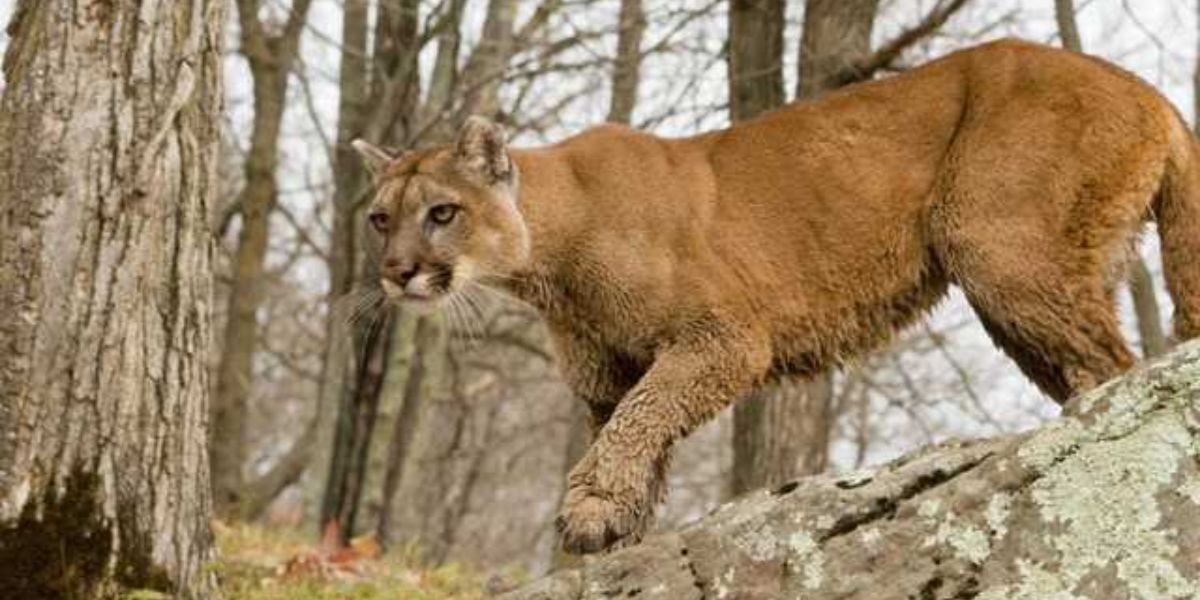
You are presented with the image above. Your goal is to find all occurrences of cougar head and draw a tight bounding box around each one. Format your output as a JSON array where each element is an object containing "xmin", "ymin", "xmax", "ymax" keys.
[{"xmin": 353, "ymin": 117, "xmax": 529, "ymax": 308}]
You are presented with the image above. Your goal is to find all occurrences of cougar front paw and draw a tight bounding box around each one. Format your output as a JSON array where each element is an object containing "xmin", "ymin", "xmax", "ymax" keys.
[{"xmin": 556, "ymin": 490, "xmax": 642, "ymax": 554}]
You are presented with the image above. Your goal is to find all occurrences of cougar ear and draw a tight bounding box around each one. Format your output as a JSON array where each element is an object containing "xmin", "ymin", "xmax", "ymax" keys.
[
  {"xmin": 454, "ymin": 116, "xmax": 513, "ymax": 185},
  {"xmin": 352, "ymin": 139, "xmax": 396, "ymax": 178}
]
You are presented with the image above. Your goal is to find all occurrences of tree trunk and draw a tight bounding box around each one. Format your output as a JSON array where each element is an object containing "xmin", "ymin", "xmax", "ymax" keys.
[
  {"xmin": 375, "ymin": 315, "xmax": 435, "ymax": 545},
  {"xmin": 1054, "ymin": 0, "xmax": 1084, "ymax": 52},
  {"xmin": 212, "ymin": 0, "xmax": 314, "ymax": 520},
  {"xmin": 373, "ymin": 0, "xmax": 524, "ymax": 560},
  {"xmin": 728, "ymin": 0, "xmax": 878, "ymax": 497},
  {"xmin": 314, "ymin": 0, "xmax": 371, "ymax": 533},
  {"xmin": 499, "ymin": 341, "xmax": 1200, "ymax": 600},
  {"xmin": 731, "ymin": 376, "xmax": 833, "ymax": 494},
  {"xmin": 1130, "ymin": 258, "xmax": 1168, "ymax": 357},
  {"xmin": 376, "ymin": 316, "xmax": 459, "ymax": 560},
  {"xmin": 458, "ymin": 0, "xmax": 518, "ymax": 119},
  {"xmin": 607, "ymin": 0, "xmax": 646, "ymax": 124},
  {"xmin": 1054, "ymin": 0, "xmax": 1169, "ymax": 360},
  {"xmin": 727, "ymin": 0, "xmax": 785, "ymax": 123},
  {"xmin": 796, "ymin": 0, "xmax": 880, "ymax": 101},
  {"xmin": 0, "ymin": 1, "xmax": 224, "ymax": 597},
  {"xmin": 377, "ymin": 0, "xmax": 526, "ymax": 546},
  {"xmin": 323, "ymin": 310, "xmax": 394, "ymax": 543},
  {"xmin": 420, "ymin": 0, "xmax": 467, "ymax": 138},
  {"xmin": 727, "ymin": 0, "xmax": 796, "ymax": 497},
  {"xmin": 318, "ymin": 0, "xmax": 424, "ymax": 539},
  {"xmin": 554, "ymin": 9, "xmax": 647, "ymax": 566}
]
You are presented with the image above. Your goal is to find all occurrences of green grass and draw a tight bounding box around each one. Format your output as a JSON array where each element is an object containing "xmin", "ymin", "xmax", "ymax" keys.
[{"xmin": 208, "ymin": 523, "xmax": 488, "ymax": 600}]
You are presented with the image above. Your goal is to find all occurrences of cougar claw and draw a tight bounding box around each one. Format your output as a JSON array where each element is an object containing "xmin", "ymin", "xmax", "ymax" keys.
[{"xmin": 557, "ymin": 492, "xmax": 638, "ymax": 555}]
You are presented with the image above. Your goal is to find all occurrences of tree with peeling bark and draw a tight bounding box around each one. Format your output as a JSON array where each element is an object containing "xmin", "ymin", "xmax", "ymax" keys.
[
  {"xmin": 0, "ymin": 0, "xmax": 224, "ymax": 597},
  {"xmin": 212, "ymin": 0, "xmax": 315, "ymax": 522},
  {"xmin": 499, "ymin": 340, "xmax": 1200, "ymax": 600}
]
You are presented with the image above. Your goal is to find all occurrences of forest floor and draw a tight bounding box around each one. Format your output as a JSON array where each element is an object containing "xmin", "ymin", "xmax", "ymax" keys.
[{"xmin": 210, "ymin": 522, "xmax": 502, "ymax": 599}]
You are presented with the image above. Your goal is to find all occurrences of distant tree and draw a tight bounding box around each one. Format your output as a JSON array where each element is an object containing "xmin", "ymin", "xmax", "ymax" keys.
[
  {"xmin": 728, "ymin": 0, "xmax": 978, "ymax": 495},
  {"xmin": 727, "ymin": 0, "xmax": 785, "ymax": 123},
  {"xmin": 726, "ymin": 0, "xmax": 797, "ymax": 496},
  {"xmin": 554, "ymin": 0, "xmax": 646, "ymax": 567},
  {"xmin": 318, "ymin": 1, "xmax": 544, "ymax": 561},
  {"xmin": 368, "ymin": 0, "xmax": 530, "ymax": 563},
  {"xmin": 212, "ymin": 0, "xmax": 315, "ymax": 521},
  {"xmin": 608, "ymin": 0, "xmax": 646, "ymax": 125},
  {"xmin": 727, "ymin": 0, "xmax": 880, "ymax": 497},
  {"xmin": 0, "ymin": 0, "xmax": 224, "ymax": 597},
  {"xmin": 796, "ymin": 0, "xmax": 880, "ymax": 100},
  {"xmin": 318, "ymin": 0, "xmax": 420, "ymax": 543}
]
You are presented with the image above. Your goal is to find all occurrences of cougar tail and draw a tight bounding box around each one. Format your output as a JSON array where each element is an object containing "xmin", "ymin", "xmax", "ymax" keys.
[{"xmin": 1156, "ymin": 118, "xmax": 1200, "ymax": 342}]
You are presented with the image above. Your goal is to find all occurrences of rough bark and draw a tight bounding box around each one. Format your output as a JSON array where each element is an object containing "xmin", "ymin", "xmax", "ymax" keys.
[
  {"xmin": 212, "ymin": 0, "xmax": 314, "ymax": 520},
  {"xmin": 1054, "ymin": 0, "xmax": 1169, "ymax": 360},
  {"xmin": 0, "ymin": 0, "xmax": 224, "ymax": 597},
  {"xmin": 499, "ymin": 341, "xmax": 1200, "ymax": 600}
]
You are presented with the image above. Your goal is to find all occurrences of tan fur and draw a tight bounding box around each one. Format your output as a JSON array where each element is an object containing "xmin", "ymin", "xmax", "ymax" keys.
[{"xmin": 355, "ymin": 40, "xmax": 1200, "ymax": 554}]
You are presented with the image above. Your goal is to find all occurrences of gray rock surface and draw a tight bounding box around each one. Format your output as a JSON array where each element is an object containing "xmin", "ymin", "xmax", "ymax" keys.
[{"xmin": 500, "ymin": 341, "xmax": 1200, "ymax": 599}]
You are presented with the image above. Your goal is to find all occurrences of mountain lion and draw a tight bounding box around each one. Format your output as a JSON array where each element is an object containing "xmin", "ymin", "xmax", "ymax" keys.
[{"xmin": 352, "ymin": 39, "xmax": 1200, "ymax": 554}]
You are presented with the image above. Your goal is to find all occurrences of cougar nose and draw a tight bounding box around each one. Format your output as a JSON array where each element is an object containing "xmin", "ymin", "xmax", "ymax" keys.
[{"xmin": 383, "ymin": 259, "xmax": 418, "ymax": 286}]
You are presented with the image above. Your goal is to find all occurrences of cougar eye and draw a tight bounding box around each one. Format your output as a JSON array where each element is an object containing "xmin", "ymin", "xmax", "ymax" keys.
[
  {"xmin": 428, "ymin": 204, "xmax": 460, "ymax": 226},
  {"xmin": 367, "ymin": 211, "xmax": 389, "ymax": 233}
]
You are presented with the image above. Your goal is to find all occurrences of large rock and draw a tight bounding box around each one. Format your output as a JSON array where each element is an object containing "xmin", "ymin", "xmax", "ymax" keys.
[{"xmin": 500, "ymin": 342, "xmax": 1200, "ymax": 599}]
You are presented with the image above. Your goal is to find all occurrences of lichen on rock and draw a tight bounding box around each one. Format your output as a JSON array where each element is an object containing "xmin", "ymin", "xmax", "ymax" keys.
[{"xmin": 498, "ymin": 341, "xmax": 1200, "ymax": 600}]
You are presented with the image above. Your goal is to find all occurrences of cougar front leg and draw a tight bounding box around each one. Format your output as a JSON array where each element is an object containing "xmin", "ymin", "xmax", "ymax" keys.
[
  {"xmin": 557, "ymin": 324, "xmax": 769, "ymax": 554},
  {"xmin": 552, "ymin": 328, "xmax": 642, "ymax": 441}
]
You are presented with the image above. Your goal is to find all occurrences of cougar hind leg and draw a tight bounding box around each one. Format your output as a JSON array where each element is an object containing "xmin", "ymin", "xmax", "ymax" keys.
[
  {"xmin": 935, "ymin": 218, "xmax": 1137, "ymax": 403},
  {"xmin": 930, "ymin": 184, "xmax": 1143, "ymax": 404}
]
